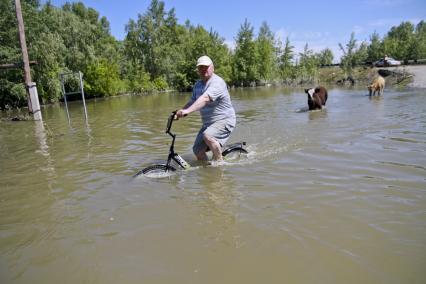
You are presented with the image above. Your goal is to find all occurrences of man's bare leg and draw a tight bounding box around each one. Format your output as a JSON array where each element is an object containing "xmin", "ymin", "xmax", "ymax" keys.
[
  {"xmin": 203, "ymin": 134, "xmax": 223, "ymax": 161},
  {"xmin": 195, "ymin": 149, "xmax": 208, "ymax": 161}
]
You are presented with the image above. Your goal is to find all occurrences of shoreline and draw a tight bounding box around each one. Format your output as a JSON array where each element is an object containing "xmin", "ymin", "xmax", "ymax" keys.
[
  {"xmin": 1, "ymin": 66, "xmax": 425, "ymax": 115},
  {"xmin": 394, "ymin": 65, "xmax": 426, "ymax": 89}
]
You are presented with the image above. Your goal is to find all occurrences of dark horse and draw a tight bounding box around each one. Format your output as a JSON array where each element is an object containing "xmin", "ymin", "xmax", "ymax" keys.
[{"xmin": 304, "ymin": 86, "xmax": 328, "ymax": 110}]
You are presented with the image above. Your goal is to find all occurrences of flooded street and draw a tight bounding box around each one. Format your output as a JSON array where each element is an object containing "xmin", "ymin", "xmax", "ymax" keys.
[{"xmin": 1, "ymin": 86, "xmax": 426, "ymax": 283}]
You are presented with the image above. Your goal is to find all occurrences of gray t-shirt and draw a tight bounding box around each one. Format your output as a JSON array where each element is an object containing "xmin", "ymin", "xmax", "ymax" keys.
[{"xmin": 190, "ymin": 74, "xmax": 236, "ymax": 126}]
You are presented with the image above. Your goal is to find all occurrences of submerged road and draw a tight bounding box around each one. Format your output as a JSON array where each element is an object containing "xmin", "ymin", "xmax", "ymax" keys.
[{"xmin": 387, "ymin": 65, "xmax": 426, "ymax": 88}]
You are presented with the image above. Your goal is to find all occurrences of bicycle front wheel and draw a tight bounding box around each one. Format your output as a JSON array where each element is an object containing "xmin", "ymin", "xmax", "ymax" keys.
[{"xmin": 133, "ymin": 164, "xmax": 176, "ymax": 178}]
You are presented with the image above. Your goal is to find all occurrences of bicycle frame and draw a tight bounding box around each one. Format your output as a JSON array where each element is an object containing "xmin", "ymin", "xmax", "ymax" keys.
[{"xmin": 165, "ymin": 111, "xmax": 191, "ymax": 170}]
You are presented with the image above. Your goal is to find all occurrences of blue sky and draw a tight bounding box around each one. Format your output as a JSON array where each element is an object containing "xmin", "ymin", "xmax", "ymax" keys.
[{"xmin": 45, "ymin": 0, "xmax": 425, "ymax": 61}]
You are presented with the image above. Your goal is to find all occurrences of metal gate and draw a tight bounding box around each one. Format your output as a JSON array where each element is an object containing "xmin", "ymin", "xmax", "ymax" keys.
[{"xmin": 59, "ymin": 71, "xmax": 88, "ymax": 125}]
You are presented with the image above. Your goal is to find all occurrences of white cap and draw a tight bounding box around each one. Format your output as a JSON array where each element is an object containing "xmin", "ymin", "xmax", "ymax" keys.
[{"xmin": 196, "ymin": 55, "xmax": 213, "ymax": 66}]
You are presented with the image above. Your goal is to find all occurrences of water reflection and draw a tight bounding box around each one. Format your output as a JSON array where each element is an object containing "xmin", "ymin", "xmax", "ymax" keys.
[
  {"xmin": 34, "ymin": 120, "xmax": 49, "ymax": 158},
  {"xmin": 193, "ymin": 166, "xmax": 241, "ymax": 249},
  {"xmin": 34, "ymin": 121, "xmax": 56, "ymax": 188},
  {"xmin": 308, "ymin": 108, "xmax": 328, "ymax": 121},
  {"xmin": 202, "ymin": 166, "xmax": 231, "ymax": 207},
  {"xmin": 368, "ymin": 94, "xmax": 383, "ymax": 101}
]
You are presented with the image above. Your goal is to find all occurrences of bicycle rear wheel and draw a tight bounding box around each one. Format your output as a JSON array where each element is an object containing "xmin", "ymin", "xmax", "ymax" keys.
[{"xmin": 222, "ymin": 142, "xmax": 248, "ymax": 158}]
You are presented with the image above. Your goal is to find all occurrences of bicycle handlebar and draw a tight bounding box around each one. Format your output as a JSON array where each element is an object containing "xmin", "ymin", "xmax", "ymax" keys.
[
  {"xmin": 166, "ymin": 111, "xmax": 177, "ymax": 134},
  {"xmin": 166, "ymin": 110, "xmax": 188, "ymax": 134}
]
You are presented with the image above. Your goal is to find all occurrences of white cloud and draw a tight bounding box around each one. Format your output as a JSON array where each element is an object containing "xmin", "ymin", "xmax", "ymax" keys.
[
  {"xmin": 353, "ymin": 25, "xmax": 364, "ymax": 35},
  {"xmin": 300, "ymin": 31, "xmax": 327, "ymax": 40},
  {"xmin": 368, "ymin": 17, "xmax": 423, "ymax": 29},
  {"xmin": 361, "ymin": 0, "xmax": 407, "ymax": 7},
  {"xmin": 274, "ymin": 28, "xmax": 297, "ymax": 42}
]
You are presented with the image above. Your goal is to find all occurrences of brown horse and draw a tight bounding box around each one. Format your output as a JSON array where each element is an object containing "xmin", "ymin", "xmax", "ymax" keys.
[
  {"xmin": 368, "ymin": 76, "xmax": 385, "ymax": 96},
  {"xmin": 304, "ymin": 86, "xmax": 328, "ymax": 110}
]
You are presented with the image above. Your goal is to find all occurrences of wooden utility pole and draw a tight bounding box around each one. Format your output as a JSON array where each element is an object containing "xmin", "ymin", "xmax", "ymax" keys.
[{"xmin": 14, "ymin": 0, "xmax": 42, "ymax": 120}]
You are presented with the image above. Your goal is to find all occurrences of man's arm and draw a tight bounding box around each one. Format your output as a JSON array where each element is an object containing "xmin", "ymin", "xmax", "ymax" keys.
[
  {"xmin": 176, "ymin": 93, "xmax": 210, "ymax": 118},
  {"xmin": 182, "ymin": 101, "xmax": 193, "ymax": 109}
]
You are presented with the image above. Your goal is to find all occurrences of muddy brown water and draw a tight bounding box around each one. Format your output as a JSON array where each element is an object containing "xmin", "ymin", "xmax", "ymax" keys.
[{"xmin": 1, "ymin": 87, "xmax": 425, "ymax": 283}]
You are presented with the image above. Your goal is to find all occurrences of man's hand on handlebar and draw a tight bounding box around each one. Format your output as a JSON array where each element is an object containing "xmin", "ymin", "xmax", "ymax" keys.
[{"xmin": 175, "ymin": 109, "xmax": 189, "ymax": 119}]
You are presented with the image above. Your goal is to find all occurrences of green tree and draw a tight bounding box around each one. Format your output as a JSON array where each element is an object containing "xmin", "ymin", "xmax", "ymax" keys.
[
  {"xmin": 411, "ymin": 21, "xmax": 426, "ymax": 60},
  {"xmin": 277, "ymin": 36, "xmax": 295, "ymax": 83},
  {"xmin": 316, "ymin": 48, "xmax": 334, "ymax": 66},
  {"xmin": 125, "ymin": 0, "xmax": 179, "ymax": 85},
  {"xmin": 256, "ymin": 21, "xmax": 276, "ymax": 83},
  {"xmin": 84, "ymin": 59, "xmax": 123, "ymax": 97},
  {"xmin": 124, "ymin": 0, "xmax": 232, "ymax": 92},
  {"xmin": 232, "ymin": 19, "xmax": 258, "ymax": 86},
  {"xmin": 339, "ymin": 32, "xmax": 356, "ymax": 74},
  {"xmin": 296, "ymin": 43, "xmax": 318, "ymax": 83},
  {"xmin": 179, "ymin": 23, "xmax": 231, "ymax": 89},
  {"xmin": 0, "ymin": 0, "xmax": 39, "ymax": 109},
  {"xmin": 366, "ymin": 31, "xmax": 383, "ymax": 63},
  {"xmin": 339, "ymin": 32, "xmax": 369, "ymax": 78},
  {"xmin": 383, "ymin": 21, "xmax": 415, "ymax": 61}
]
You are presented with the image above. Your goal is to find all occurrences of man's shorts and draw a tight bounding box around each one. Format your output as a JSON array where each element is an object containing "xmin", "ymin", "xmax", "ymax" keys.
[{"xmin": 193, "ymin": 118, "xmax": 236, "ymax": 155}]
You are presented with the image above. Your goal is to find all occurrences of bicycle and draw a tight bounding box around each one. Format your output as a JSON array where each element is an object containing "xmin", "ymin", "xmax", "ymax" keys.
[{"xmin": 134, "ymin": 111, "xmax": 248, "ymax": 177}]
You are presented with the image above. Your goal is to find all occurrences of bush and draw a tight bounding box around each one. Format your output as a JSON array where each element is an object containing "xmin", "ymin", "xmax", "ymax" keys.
[
  {"xmin": 84, "ymin": 60, "xmax": 124, "ymax": 97},
  {"xmin": 0, "ymin": 80, "xmax": 27, "ymax": 110},
  {"xmin": 152, "ymin": 76, "xmax": 168, "ymax": 91}
]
